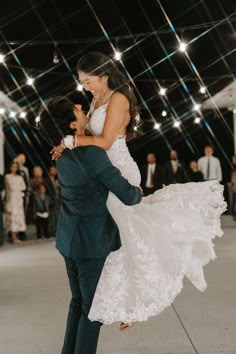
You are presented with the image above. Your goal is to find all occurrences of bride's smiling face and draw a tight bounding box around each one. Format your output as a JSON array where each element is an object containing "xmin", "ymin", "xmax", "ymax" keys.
[{"xmin": 78, "ymin": 71, "xmax": 109, "ymax": 98}]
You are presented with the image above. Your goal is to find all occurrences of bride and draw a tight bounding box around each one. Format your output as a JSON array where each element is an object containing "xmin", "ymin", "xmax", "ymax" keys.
[{"xmin": 51, "ymin": 52, "xmax": 226, "ymax": 327}]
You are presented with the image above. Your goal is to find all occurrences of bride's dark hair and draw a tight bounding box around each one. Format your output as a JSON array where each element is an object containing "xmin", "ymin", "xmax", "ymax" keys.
[{"xmin": 76, "ymin": 52, "xmax": 139, "ymax": 139}]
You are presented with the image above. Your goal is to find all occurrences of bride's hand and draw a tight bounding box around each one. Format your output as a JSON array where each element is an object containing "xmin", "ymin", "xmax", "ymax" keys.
[{"xmin": 50, "ymin": 140, "xmax": 65, "ymax": 160}]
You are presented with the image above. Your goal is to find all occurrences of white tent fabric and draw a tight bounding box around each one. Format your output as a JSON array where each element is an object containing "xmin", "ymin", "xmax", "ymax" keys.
[
  {"xmin": 202, "ymin": 79, "xmax": 236, "ymax": 153},
  {"xmin": 0, "ymin": 91, "xmax": 22, "ymax": 174}
]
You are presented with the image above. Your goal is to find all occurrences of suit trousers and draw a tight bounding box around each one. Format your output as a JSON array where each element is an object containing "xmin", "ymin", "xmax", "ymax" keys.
[{"xmin": 62, "ymin": 256, "xmax": 106, "ymax": 354}]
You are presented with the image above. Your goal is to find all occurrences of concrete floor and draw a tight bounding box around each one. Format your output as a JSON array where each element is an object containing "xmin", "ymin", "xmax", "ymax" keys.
[{"xmin": 0, "ymin": 216, "xmax": 235, "ymax": 354}]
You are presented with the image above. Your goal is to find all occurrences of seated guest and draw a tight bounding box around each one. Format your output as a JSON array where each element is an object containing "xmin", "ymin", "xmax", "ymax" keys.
[
  {"xmin": 188, "ymin": 160, "xmax": 204, "ymax": 182},
  {"xmin": 141, "ymin": 153, "xmax": 162, "ymax": 195}
]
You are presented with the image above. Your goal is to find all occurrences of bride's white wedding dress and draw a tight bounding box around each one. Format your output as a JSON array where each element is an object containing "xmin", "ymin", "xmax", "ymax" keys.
[{"xmin": 87, "ymin": 104, "xmax": 227, "ymax": 324}]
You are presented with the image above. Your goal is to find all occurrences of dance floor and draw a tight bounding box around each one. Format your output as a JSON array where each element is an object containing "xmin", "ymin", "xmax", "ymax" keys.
[{"xmin": 0, "ymin": 216, "xmax": 235, "ymax": 354}]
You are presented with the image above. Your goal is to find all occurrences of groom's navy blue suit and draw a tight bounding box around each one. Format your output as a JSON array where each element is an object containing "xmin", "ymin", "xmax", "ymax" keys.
[{"xmin": 56, "ymin": 146, "xmax": 142, "ymax": 354}]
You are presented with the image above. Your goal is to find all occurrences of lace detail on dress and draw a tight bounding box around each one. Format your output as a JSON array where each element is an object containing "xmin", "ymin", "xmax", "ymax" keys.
[{"xmin": 87, "ymin": 103, "xmax": 227, "ymax": 324}]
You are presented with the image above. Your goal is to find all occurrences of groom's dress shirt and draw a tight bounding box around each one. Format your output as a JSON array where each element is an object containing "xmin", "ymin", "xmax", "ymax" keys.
[
  {"xmin": 198, "ymin": 155, "xmax": 222, "ymax": 182},
  {"xmin": 56, "ymin": 146, "xmax": 142, "ymax": 260}
]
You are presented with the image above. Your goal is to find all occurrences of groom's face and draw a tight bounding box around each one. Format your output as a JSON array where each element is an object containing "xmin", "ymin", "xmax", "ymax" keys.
[{"xmin": 71, "ymin": 104, "xmax": 89, "ymax": 132}]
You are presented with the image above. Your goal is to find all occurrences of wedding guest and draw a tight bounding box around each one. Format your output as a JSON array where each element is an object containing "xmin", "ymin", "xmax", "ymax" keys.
[
  {"xmin": 228, "ymin": 154, "xmax": 236, "ymax": 220},
  {"xmin": 198, "ymin": 145, "xmax": 222, "ymax": 182},
  {"xmin": 28, "ymin": 166, "xmax": 45, "ymax": 224},
  {"xmin": 140, "ymin": 153, "xmax": 162, "ymax": 195},
  {"xmin": 188, "ymin": 160, "xmax": 204, "ymax": 182},
  {"xmin": 14, "ymin": 153, "xmax": 30, "ymax": 240},
  {"xmin": 0, "ymin": 174, "xmax": 4, "ymax": 246},
  {"xmin": 4, "ymin": 162, "xmax": 26, "ymax": 244},
  {"xmin": 31, "ymin": 166, "xmax": 44, "ymax": 191},
  {"xmin": 162, "ymin": 150, "xmax": 188, "ymax": 185},
  {"xmin": 46, "ymin": 166, "xmax": 60, "ymax": 237},
  {"xmin": 33, "ymin": 184, "xmax": 51, "ymax": 239}
]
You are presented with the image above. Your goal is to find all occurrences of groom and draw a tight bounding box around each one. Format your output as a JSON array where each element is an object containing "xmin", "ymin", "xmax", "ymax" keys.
[{"xmin": 38, "ymin": 97, "xmax": 142, "ymax": 354}]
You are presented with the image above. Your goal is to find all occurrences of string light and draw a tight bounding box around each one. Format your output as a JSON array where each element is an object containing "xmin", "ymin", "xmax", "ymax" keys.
[
  {"xmin": 76, "ymin": 84, "xmax": 83, "ymax": 91},
  {"xmin": 154, "ymin": 123, "xmax": 161, "ymax": 130},
  {"xmin": 0, "ymin": 54, "xmax": 5, "ymax": 63},
  {"xmin": 26, "ymin": 77, "xmax": 34, "ymax": 86},
  {"xmin": 161, "ymin": 110, "xmax": 167, "ymax": 117},
  {"xmin": 179, "ymin": 41, "xmax": 187, "ymax": 52},
  {"xmin": 53, "ymin": 50, "xmax": 59, "ymax": 64},
  {"xmin": 159, "ymin": 87, "xmax": 167, "ymax": 96},
  {"xmin": 193, "ymin": 103, "xmax": 201, "ymax": 111},
  {"xmin": 134, "ymin": 126, "xmax": 138, "ymax": 131},
  {"xmin": 19, "ymin": 112, "xmax": 27, "ymax": 118},
  {"xmin": 114, "ymin": 51, "xmax": 122, "ymax": 60},
  {"xmin": 9, "ymin": 111, "xmax": 17, "ymax": 118},
  {"xmin": 194, "ymin": 117, "xmax": 201, "ymax": 124},
  {"xmin": 199, "ymin": 86, "xmax": 206, "ymax": 94},
  {"xmin": 173, "ymin": 121, "xmax": 181, "ymax": 128},
  {"xmin": 0, "ymin": 108, "xmax": 6, "ymax": 114},
  {"xmin": 35, "ymin": 116, "xmax": 41, "ymax": 123}
]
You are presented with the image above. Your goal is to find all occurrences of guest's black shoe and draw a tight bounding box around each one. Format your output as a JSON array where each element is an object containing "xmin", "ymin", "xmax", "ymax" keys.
[{"xmin": 18, "ymin": 232, "xmax": 27, "ymax": 241}]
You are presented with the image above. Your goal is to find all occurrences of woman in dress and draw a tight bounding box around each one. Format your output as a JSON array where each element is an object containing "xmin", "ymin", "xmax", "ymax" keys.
[
  {"xmin": 50, "ymin": 52, "xmax": 226, "ymax": 328},
  {"xmin": 5, "ymin": 161, "xmax": 26, "ymax": 244}
]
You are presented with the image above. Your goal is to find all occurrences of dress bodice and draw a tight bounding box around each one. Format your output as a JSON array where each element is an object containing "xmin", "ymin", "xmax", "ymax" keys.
[{"xmin": 88, "ymin": 104, "xmax": 141, "ymax": 186}]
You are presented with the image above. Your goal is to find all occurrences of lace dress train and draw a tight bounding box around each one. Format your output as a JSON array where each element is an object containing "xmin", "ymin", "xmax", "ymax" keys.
[{"xmin": 87, "ymin": 104, "xmax": 226, "ymax": 324}]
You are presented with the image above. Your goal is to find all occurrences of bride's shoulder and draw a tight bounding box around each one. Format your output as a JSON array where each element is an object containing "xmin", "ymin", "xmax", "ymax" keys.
[{"xmin": 108, "ymin": 91, "xmax": 129, "ymax": 108}]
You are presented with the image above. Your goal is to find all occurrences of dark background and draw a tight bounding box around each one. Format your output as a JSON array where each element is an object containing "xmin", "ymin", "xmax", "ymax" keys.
[{"xmin": 0, "ymin": 0, "xmax": 236, "ymax": 181}]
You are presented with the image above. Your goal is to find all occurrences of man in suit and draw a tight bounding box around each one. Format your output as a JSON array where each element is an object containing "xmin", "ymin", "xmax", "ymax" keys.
[
  {"xmin": 140, "ymin": 153, "xmax": 162, "ymax": 195},
  {"xmin": 162, "ymin": 150, "xmax": 189, "ymax": 185},
  {"xmin": 38, "ymin": 97, "xmax": 142, "ymax": 354},
  {"xmin": 198, "ymin": 145, "xmax": 222, "ymax": 182}
]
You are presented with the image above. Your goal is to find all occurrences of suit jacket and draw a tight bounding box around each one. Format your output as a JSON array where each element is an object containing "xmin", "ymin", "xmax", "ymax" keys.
[
  {"xmin": 162, "ymin": 160, "xmax": 189, "ymax": 185},
  {"xmin": 140, "ymin": 163, "xmax": 163, "ymax": 191},
  {"xmin": 56, "ymin": 146, "xmax": 142, "ymax": 260}
]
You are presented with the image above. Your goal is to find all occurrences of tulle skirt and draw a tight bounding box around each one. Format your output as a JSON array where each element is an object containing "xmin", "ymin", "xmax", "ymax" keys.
[{"xmin": 88, "ymin": 180, "xmax": 227, "ymax": 324}]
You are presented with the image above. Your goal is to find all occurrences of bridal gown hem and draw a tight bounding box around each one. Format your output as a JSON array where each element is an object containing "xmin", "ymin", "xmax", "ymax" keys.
[{"xmin": 86, "ymin": 104, "xmax": 227, "ymax": 324}]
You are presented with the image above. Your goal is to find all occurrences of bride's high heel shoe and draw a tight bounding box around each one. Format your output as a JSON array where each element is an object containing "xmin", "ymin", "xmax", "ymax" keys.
[{"xmin": 119, "ymin": 322, "xmax": 135, "ymax": 331}]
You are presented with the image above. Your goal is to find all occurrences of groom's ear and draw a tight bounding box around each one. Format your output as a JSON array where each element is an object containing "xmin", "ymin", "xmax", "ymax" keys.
[{"xmin": 69, "ymin": 121, "xmax": 77, "ymax": 129}]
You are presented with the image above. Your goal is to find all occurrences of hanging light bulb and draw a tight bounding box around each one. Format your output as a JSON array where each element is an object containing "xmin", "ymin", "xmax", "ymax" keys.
[
  {"xmin": 193, "ymin": 103, "xmax": 201, "ymax": 111},
  {"xmin": 199, "ymin": 86, "xmax": 206, "ymax": 94},
  {"xmin": 114, "ymin": 51, "xmax": 122, "ymax": 61},
  {"xmin": 133, "ymin": 126, "xmax": 138, "ymax": 131},
  {"xmin": 20, "ymin": 112, "xmax": 27, "ymax": 118},
  {"xmin": 76, "ymin": 84, "xmax": 83, "ymax": 92},
  {"xmin": 179, "ymin": 41, "xmax": 187, "ymax": 52},
  {"xmin": 0, "ymin": 54, "xmax": 5, "ymax": 63},
  {"xmin": 161, "ymin": 110, "xmax": 167, "ymax": 117},
  {"xmin": 53, "ymin": 50, "xmax": 59, "ymax": 64},
  {"xmin": 159, "ymin": 87, "xmax": 167, "ymax": 96},
  {"xmin": 173, "ymin": 121, "xmax": 181, "ymax": 128},
  {"xmin": 154, "ymin": 123, "xmax": 161, "ymax": 130},
  {"xmin": 9, "ymin": 111, "xmax": 17, "ymax": 118},
  {"xmin": 194, "ymin": 117, "xmax": 201, "ymax": 124},
  {"xmin": 26, "ymin": 77, "xmax": 34, "ymax": 86},
  {"xmin": 0, "ymin": 108, "xmax": 6, "ymax": 114},
  {"xmin": 35, "ymin": 116, "xmax": 41, "ymax": 123}
]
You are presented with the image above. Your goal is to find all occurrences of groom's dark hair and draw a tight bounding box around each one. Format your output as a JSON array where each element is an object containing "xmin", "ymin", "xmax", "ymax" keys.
[{"xmin": 37, "ymin": 96, "xmax": 76, "ymax": 146}]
